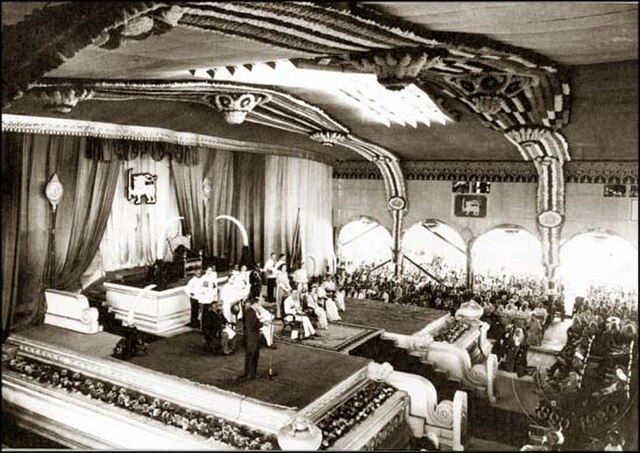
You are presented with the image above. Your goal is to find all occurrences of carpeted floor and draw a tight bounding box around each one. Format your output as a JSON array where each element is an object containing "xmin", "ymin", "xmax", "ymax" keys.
[
  {"xmin": 341, "ymin": 299, "xmax": 447, "ymax": 335},
  {"xmin": 127, "ymin": 331, "xmax": 371, "ymax": 409},
  {"xmin": 19, "ymin": 325, "xmax": 121, "ymax": 358},
  {"xmin": 273, "ymin": 321, "xmax": 379, "ymax": 352}
]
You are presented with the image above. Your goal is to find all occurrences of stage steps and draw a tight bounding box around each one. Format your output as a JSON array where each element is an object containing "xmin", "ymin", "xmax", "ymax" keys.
[{"xmin": 349, "ymin": 336, "xmax": 461, "ymax": 401}]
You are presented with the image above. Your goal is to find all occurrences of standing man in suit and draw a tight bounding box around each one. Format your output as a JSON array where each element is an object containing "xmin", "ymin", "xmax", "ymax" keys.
[
  {"xmin": 249, "ymin": 263, "xmax": 263, "ymax": 299},
  {"xmin": 241, "ymin": 297, "xmax": 263, "ymax": 380},
  {"xmin": 263, "ymin": 253, "xmax": 278, "ymax": 302}
]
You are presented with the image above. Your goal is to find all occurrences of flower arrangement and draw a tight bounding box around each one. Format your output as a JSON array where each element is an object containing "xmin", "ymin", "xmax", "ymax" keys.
[
  {"xmin": 433, "ymin": 319, "xmax": 470, "ymax": 343},
  {"xmin": 317, "ymin": 381, "xmax": 396, "ymax": 449},
  {"xmin": 6, "ymin": 356, "xmax": 276, "ymax": 450}
]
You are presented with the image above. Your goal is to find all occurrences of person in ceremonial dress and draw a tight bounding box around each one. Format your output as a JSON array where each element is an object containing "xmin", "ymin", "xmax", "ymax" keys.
[
  {"xmin": 275, "ymin": 263, "xmax": 292, "ymax": 319},
  {"xmin": 283, "ymin": 290, "xmax": 316, "ymax": 338},
  {"xmin": 304, "ymin": 285, "xmax": 328, "ymax": 329}
]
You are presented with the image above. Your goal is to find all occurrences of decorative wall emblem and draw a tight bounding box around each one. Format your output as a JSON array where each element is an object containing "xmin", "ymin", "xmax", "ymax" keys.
[
  {"xmin": 347, "ymin": 48, "xmax": 444, "ymax": 91},
  {"xmin": 202, "ymin": 177, "xmax": 212, "ymax": 201},
  {"xmin": 388, "ymin": 196, "xmax": 407, "ymax": 211},
  {"xmin": 126, "ymin": 169, "xmax": 157, "ymax": 205},
  {"xmin": 537, "ymin": 210, "xmax": 563, "ymax": 228},
  {"xmin": 308, "ymin": 130, "xmax": 346, "ymax": 147},
  {"xmin": 35, "ymin": 87, "xmax": 94, "ymax": 113},
  {"xmin": 209, "ymin": 93, "xmax": 270, "ymax": 124},
  {"xmin": 45, "ymin": 173, "xmax": 64, "ymax": 212},
  {"xmin": 454, "ymin": 195, "xmax": 487, "ymax": 218}
]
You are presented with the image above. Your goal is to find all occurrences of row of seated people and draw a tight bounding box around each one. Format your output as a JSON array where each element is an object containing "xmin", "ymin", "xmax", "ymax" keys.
[
  {"xmin": 541, "ymin": 285, "xmax": 637, "ymax": 411},
  {"xmin": 339, "ymin": 263, "xmax": 559, "ymax": 344}
]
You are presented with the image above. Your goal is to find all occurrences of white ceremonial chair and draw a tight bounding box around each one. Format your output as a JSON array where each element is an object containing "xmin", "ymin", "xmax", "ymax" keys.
[{"xmin": 44, "ymin": 289, "xmax": 103, "ymax": 334}]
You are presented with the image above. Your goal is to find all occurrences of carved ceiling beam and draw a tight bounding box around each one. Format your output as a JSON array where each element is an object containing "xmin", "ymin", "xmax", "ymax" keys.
[{"xmin": 1, "ymin": 2, "xmax": 173, "ymax": 108}]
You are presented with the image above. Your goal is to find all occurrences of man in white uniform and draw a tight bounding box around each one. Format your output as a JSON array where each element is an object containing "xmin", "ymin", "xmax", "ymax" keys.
[
  {"xmin": 185, "ymin": 269, "xmax": 204, "ymax": 327},
  {"xmin": 263, "ymin": 253, "xmax": 278, "ymax": 302},
  {"xmin": 283, "ymin": 290, "xmax": 316, "ymax": 339}
]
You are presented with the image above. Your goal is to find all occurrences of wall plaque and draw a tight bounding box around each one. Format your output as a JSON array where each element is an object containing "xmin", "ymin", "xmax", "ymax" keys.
[
  {"xmin": 454, "ymin": 195, "xmax": 487, "ymax": 218},
  {"xmin": 126, "ymin": 169, "xmax": 157, "ymax": 205}
]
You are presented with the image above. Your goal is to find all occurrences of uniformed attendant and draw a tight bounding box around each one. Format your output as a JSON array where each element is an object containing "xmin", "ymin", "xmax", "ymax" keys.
[{"xmin": 185, "ymin": 269, "xmax": 204, "ymax": 327}]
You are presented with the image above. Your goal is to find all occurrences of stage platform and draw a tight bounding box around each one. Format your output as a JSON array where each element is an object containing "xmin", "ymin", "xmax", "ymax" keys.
[
  {"xmin": 15, "ymin": 298, "xmax": 447, "ymax": 409},
  {"xmin": 4, "ymin": 299, "xmax": 470, "ymax": 450}
]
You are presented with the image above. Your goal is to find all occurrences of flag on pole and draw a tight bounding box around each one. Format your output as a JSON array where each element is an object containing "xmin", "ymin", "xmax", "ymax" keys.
[{"xmin": 288, "ymin": 207, "xmax": 302, "ymax": 270}]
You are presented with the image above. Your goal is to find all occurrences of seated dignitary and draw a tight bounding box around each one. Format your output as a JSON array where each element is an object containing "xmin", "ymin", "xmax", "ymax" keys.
[
  {"xmin": 302, "ymin": 286, "xmax": 328, "ymax": 330},
  {"xmin": 275, "ymin": 263, "xmax": 292, "ymax": 319},
  {"xmin": 283, "ymin": 290, "xmax": 316, "ymax": 339},
  {"xmin": 202, "ymin": 302, "xmax": 235, "ymax": 355}
]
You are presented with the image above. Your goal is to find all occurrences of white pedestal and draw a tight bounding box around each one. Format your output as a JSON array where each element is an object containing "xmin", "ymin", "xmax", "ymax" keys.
[
  {"xmin": 44, "ymin": 289, "xmax": 102, "ymax": 334},
  {"xmin": 103, "ymin": 283, "xmax": 191, "ymax": 336}
]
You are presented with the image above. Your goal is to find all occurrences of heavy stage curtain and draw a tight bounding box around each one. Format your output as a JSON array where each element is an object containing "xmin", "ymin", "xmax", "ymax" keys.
[
  {"xmin": 264, "ymin": 156, "xmax": 334, "ymax": 276},
  {"xmin": 231, "ymin": 153, "xmax": 265, "ymax": 266},
  {"xmin": 202, "ymin": 149, "xmax": 234, "ymax": 259},
  {"xmin": 99, "ymin": 155, "xmax": 181, "ymax": 271},
  {"xmin": 2, "ymin": 133, "xmax": 119, "ymax": 338}
]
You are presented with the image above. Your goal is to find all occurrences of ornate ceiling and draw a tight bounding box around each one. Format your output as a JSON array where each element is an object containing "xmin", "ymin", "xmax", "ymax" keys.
[{"xmin": 1, "ymin": 1, "xmax": 637, "ymax": 162}]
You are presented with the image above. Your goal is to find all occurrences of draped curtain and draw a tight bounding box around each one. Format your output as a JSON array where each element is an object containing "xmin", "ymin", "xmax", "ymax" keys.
[
  {"xmin": 264, "ymin": 156, "xmax": 334, "ymax": 276},
  {"xmin": 99, "ymin": 155, "xmax": 181, "ymax": 271},
  {"xmin": 231, "ymin": 152, "xmax": 265, "ymax": 266},
  {"xmin": 170, "ymin": 155, "xmax": 205, "ymax": 253},
  {"xmin": 202, "ymin": 149, "xmax": 235, "ymax": 259},
  {"xmin": 2, "ymin": 132, "xmax": 119, "ymax": 338}
]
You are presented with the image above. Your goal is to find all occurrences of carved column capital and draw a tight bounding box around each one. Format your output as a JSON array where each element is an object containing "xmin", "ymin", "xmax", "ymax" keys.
[
  {"xmin": 347, "ymin": 48, "xmax": 443, "ymax": 91},
  {"xmin": 207, "ymin": 93, "xmax": 270, "ymax": 125},
  {"xmin": 308, "ymin": 130, "xmax": 346, "ymax": 147}
]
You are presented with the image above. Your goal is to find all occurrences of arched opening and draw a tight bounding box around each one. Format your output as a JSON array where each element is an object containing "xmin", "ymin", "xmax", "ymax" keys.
[
  {"xmin": 401, "ymin": 219, "xmax": 466, "ymax": 284},
  {"xmin": 558, "ymin": 230, "xmax": 638, "ymax": 315},
  {"xmin": 337, "ymin": 217, "xmax": 393, "ymax": 273},
  {"xmin": 472, "ymin": 225, "xmax": 544, "ymax": 286}
]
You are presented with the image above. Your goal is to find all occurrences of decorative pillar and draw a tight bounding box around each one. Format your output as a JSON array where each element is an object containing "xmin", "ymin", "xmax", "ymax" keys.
[
  {"xmin": 505, "ymin": 127, "xmax": 569, "ymax": 291},
  {"xmin": 465, "ymin": 237, "xmax": 474, "ymax": 290}
]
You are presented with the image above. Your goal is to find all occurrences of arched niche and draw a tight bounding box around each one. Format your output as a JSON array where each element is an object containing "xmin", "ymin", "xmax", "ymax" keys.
[
  {"xmin": 471, "ymin": 224, "xmax": 544, "ymax": 281},
  {"xmin": 401, "ymin": 219, "xmax": 466, "ymax": 282},
  {"xmin": 558, "ymin": 229, "xmax": 638, "ymax": 314},
  {"xmin": 337, "ymin": 216, "xmax": 393, "ymax": 271}
]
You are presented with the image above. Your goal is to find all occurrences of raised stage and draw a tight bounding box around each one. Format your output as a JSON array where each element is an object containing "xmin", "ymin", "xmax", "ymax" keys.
[{"xmin": 3, "ymin": 299, "xmax": 472, "ymax": 450}]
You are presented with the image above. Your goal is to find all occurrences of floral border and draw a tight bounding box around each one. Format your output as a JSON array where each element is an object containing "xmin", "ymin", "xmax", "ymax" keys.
[{"xmin": 5, "ymin": 355, "xmax": 277, "ymax": 450}]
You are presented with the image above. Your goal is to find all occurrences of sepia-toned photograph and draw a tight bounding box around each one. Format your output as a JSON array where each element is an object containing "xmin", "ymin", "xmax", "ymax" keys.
[{"xmin": 1, "ymin": 2, "xmax": 638, "ymax": 452}]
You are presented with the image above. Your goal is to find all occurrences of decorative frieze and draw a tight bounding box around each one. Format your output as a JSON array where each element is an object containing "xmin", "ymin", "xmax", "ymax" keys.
[{"xmin": 332, "ymin": 160, "xmax": 637, "ymax": 184}]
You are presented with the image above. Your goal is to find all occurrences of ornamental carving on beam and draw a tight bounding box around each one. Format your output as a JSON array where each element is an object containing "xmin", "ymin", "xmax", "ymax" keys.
[
  {"xmin": 309, "ymin": 131, "xmax": 346, "ymax": 147},
  {"xmin": 446, "ymin": 73, "xmax": 538, "ymax": 115},
  {"xmin": 94, "ymin": 6, "xmax": 185, "ymax": 49},
  {"xmin": 33, "ymin": 86, "xmax": 94, "ymax": 113},
  {"xmin": 347, "ymin": 48, "xmax": 445, "ymax": 91},
  {"xmin": 207, "ymin": 93, "xmax": 271, "ymax": 125}
]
